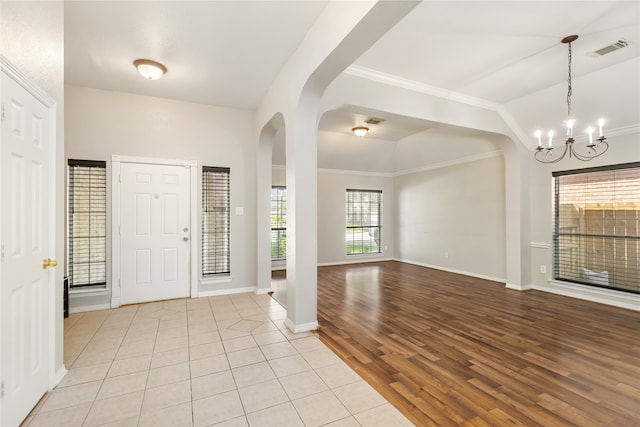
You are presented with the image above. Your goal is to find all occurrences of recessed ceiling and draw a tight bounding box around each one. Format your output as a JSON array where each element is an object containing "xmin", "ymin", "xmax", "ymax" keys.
[{"xmin": 319, "ymin": 107, "xmax": 437, "ymax": 141}]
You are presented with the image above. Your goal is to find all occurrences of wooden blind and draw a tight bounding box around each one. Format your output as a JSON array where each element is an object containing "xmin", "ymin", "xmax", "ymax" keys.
[
  {"xmin": 553, "ymin": 162, "xmax": 640, "ymax": 294},
  {"xmin": 67, "ymin": 159, "xmax": 107, "ymax": 288},
  {"xmin": 346, "ymin": 189, "xmax": 382, "ymax": 255},
  {"xmin": 271, "ymin": 186, "xmax": 286, "ymax": 261},
  {"xmin": 202, "ymin": 166, "xmax": 230, "ymax": 275}
]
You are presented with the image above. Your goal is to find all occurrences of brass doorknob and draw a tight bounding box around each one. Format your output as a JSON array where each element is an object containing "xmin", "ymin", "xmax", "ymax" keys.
[{"xmin": 43, "ymin": 258, "xmax": 58, "ymax": 269}]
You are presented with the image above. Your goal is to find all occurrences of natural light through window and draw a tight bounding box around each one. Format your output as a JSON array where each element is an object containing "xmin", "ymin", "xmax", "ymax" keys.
[{"xmin": 346, "ymin": 189, "xmax": 382, "ymax": 255}]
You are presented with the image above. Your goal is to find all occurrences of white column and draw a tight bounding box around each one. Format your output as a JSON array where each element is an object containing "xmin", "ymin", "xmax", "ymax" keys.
[{"xmin": 284, "ymin": 107, "xmax": 318, "ymax": 332}]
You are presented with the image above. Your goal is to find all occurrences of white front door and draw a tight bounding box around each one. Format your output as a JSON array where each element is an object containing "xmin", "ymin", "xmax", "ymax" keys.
[
  {"xmin": 1, "ymin": 70, "xmax": 52, "ymax": 426},
  {"xmin": 120, "ymin": 163, "xmax": 191, "ymax": 304}
]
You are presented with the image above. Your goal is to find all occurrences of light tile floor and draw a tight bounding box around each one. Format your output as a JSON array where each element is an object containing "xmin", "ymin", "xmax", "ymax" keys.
[{"xmin": 22, "ymin": 293, "xmax": 413, "ymax": 427}]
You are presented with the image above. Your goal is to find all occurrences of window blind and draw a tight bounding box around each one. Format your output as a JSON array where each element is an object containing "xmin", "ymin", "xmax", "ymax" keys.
[
  {"xmin": 346, "ymin": 189, "xmax": 382, "ymax": 255},
  {"xmin": 553, "ymin": 162, "xmax": 640, "ymax": 294},
  {"xmin": 271, "ymin": 186, "xmax": 287, "ymax": 261},
  {"xmin": 202, "ymin": 166, "xmax": 230, "ymax": 275},
  {"xmin": 67, "ymin": 159, "xmax": 107, "ymax": 288}
]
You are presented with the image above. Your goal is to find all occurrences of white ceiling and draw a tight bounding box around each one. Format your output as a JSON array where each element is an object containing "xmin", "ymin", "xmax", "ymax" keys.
[
  {"xmin": 64, "ymin": 1, "xmax": 640, "ymax": 173},
  {"xmin": 354, "ymin": 1, "xmax": 639, "ymax": 104},
  {"xmin": 65, "ymin": 1, "xmax": 328, "ymax": 109}
]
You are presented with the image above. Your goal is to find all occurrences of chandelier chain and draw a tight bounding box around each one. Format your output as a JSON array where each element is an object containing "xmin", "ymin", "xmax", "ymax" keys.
[{"xmin": 567, "ymin": 41, "xmax": 572, "ymax": 118}]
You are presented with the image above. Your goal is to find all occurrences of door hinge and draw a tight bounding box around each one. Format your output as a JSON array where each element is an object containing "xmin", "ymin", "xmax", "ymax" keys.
[
  {"xmin": 1, "ymin": 380, "xmax": 4, "ymax": 398},
  {"xmin": 118, "ymin": 173, "xmax": 122, "ymax": 183},
  {"xmin": 1, "ymin": 104, "xmax": 5, "ymax": 123},
  {"xmin": 1, "ymin": 243, "xmax": 4, "ymax": 262}
]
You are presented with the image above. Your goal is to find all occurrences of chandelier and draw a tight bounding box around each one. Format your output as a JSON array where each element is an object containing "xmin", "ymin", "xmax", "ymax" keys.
[{"xmin": 534, "ymin": 35, "xmax": 608, "ymax": 163}]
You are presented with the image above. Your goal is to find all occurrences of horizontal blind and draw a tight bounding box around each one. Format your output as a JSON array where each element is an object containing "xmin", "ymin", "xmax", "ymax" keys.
[
  {"xmin": 271, "ymin": 186, "xmax": 286, "ymax": 261},
  {"xmin": 202, "ymin": 166, "xmax": 230, "ymax": 275},
  {"xmin": 553, "ymin": 162, "xmax": 640, "ymax": 294},
  {"xmin": 346, "ymin": 189, "xmax": 382, "ymax": 255},
  {"xmin": 67, "ymin": 159, "xmax": 107, "ymax": 288}
]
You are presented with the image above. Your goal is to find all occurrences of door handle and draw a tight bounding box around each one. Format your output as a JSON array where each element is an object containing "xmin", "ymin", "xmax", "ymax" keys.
[
  {"xmin": 43, "ymin": 258, "xmax": 58, "ymax": 269},
  {"xmin": 183, "ymin": 237, "xmax": 189, "ymax": 242}
]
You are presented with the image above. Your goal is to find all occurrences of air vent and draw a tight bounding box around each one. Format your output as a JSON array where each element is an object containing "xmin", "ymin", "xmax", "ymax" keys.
[
  {"xmin": 364, "ymin": 117, "xmax": 385, "ymax": 125},
  {"xmin": 593, "ymin": 39, "xmax": 630, "ymax": 56}
]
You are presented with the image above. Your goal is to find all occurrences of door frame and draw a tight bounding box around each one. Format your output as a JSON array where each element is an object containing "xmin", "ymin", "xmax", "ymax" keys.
[
  {"xmin": 0, "ymin": 56, "xmax": 61, "ymax": 406},
  {"xmin": 111, "ymin": 155, "xmax": 197, "ymax": 308}
]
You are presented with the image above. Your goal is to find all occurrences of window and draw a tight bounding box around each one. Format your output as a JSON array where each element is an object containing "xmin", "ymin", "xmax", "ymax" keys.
[
  {"xmin": 67, "ymin": 159, "xmax": 107, "ymax": 288},
  {"xmin": 553, "ymin": 162, "xmax": 640, "ymax": 294},
  {"xmin": 202, "ymin": 167, "xmax": 230, "ymax": 275},
  {"xmin": 346, "ymin": 189, "xmax": 382, "ymax": 255},
  {"xmin": 271, "ymin": 186, "xmax": 286, "ymax": 261}
]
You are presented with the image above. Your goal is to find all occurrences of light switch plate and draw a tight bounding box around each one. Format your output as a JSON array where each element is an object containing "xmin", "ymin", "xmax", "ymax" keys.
[{"xmin": 235, "ymin": 207, "xmax": 244, "ymax": 215}]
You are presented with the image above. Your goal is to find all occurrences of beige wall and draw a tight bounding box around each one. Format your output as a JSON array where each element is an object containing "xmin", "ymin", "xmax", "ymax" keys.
[
  {"xmin": 394, "ymin": 155, "xmax": 507, "ymax": 282},
  {"xmin": 317, "ymin": 171, "xmax": 394, "ymax": 265},
  {"xmin": 272, "ymin": 166, "xmax": 394, "ymax": 265},
  {"xmin": 65, "ymin": 85, "xmax": 257, "ymax": 307}
]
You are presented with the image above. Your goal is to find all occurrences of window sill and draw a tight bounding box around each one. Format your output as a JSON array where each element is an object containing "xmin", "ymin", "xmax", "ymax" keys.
[
  {"xmin": 200, "ymin": 275, "xmax": 233, "ymax": 287},
  {"xmin": 69, "ymin": 287, "xmax": 109, "ymax": 298},
  {"xmin": 346, "ymin": 253, "xmax": 383, "ymax": 258}
]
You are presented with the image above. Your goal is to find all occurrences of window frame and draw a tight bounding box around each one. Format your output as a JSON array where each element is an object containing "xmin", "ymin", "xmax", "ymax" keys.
[
  {"xmin": 271, "ymin": 186, "xmax": 287, "ymax": 261},
  {"xmin": 553, "ymin": 162, "xmax": 640, "ymax": 294},
  {"xmin": 67, "ymin": 159, "xmax": 107, "ymax": 289},
  {"xmin": 202, "ymin": 166, "xmax": 231, "ymax": 276},
  {"xmin": 345, "ymin": 189, "xmax": 383, "ymax": 256}
]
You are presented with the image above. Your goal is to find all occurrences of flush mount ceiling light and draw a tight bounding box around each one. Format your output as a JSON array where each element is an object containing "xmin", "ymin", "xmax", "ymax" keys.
[
  {"xmin": 534, "ymin": 35, "xmax": 608, "ymax": 163},
  {"xmin": 352, "ymin": 126, "xmax": 369, "ymax": 137},
  {"xmin": 133, "ymin": 59, "xmax": 167, "ymax": 80}
]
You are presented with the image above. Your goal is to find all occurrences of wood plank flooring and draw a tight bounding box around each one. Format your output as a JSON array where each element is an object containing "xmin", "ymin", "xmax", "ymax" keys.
[{"xmin": 275, "ymin": 261, "xmax": 640, "ymax": 426}]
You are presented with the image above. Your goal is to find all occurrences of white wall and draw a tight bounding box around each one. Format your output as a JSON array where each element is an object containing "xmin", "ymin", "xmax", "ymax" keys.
[
  {"xmin": 1, "ymin": 0, "xmax": 66, "ymax": 381},
  {"xmin": 65, "ymin": 85, "xmax": 256, "ymax": 308},
  {"xmin": 394, "ymin": 154, "xmax": 507, "ymax": 282}
]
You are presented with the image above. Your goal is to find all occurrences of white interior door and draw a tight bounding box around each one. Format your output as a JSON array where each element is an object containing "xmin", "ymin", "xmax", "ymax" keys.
[
  {"xmin": 120, "ymin": 163, "xmax": 191, "ymax": 304},
  {"xmin": 1, "ymin": 70, "xmax": 51, "ymax": 427}
]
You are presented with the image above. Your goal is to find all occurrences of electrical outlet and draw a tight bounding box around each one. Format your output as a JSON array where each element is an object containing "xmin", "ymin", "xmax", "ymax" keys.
[
  {"xmin": 444, "ymin": 251, "xmax": 449, "ymax": 259},
  {"xmin": 540, "ymin": 265, "xmax": 547, "ymax": 274}
]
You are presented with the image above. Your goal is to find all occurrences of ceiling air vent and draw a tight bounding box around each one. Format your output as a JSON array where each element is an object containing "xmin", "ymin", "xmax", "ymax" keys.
[
  {"xmin": 593, "ymin": 39, "xmax": 630, "ymax": 56},
  {"xmin": 364, "ymin": 117, "xmax": 385, "ymax": 125}
]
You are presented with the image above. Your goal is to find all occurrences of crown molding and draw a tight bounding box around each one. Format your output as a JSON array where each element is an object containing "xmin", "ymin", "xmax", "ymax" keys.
[
  {"xmin": 344, "ymin": 65, "xmax": 499, "ymax": 111},
  {"xmin": 393, "ymin": 150, "xmax": 503, "ymax": 177},
  {"xmin": 272, "ymin": 164, "xmax": 393, "ymax": 177},
  {"xmin": 318, "ymin": 167, "xmax": 393, "ymax": 177}
]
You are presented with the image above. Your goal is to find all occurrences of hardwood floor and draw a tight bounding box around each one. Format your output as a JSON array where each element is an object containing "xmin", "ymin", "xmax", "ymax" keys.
[{"xmin": 277, "ymin": 261, "xmax": 640, "ymax": 426}]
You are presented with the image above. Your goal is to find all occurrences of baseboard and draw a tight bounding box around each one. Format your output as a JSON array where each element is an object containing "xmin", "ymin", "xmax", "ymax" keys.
[
  {"xmin": 534, "ymin": 280, "xmax": 640, "ymax": 312},
  {"xmin": 53, "ymin": 366, "xmax": 68, "ymax": 389},
  {"xmin": 284, "ymin": 317, "xmax": 318, "ymax": 333},
  {"xmin": 69, "ymin": 303, "xmax": 112, "ymax": 314},
  {"xmin": 198, "ymin": 286, "xmax": 257, "ymax": 298},
  {"xmin": 395, "ymin": 258, "xmax": 506, "ymax": 284},
  {"xmin": 255, "ymin": 287, "xmax": 274, "ymax": 295},
  {"xmin": 317, "ymin": 257, "xmax": 393, "ymax": 267},
  {"xmin": 505, "ymin": 283, "xmax": 533, "ymax": 291}
]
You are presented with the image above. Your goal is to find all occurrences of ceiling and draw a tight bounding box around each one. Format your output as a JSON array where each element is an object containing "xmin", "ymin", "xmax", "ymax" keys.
[
  {"xmin": 65, "ymin": 1, "xmax": 328, "ymax": 109},
  {"xmin": 64, "ymin": 1, "xmax": 640, "ymax": 172}
]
